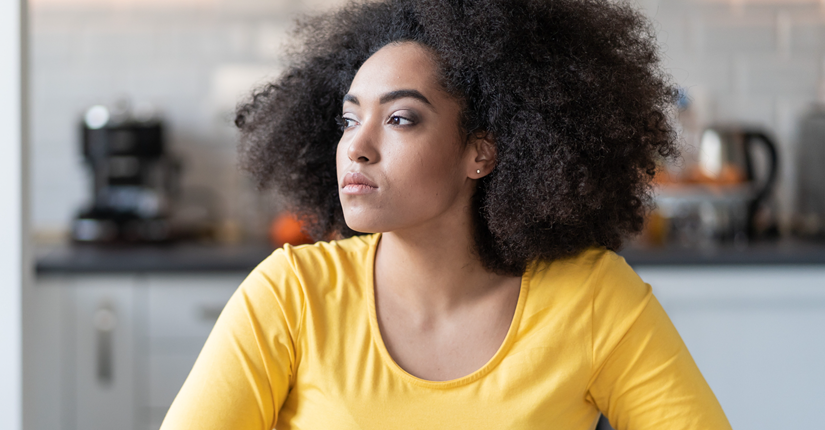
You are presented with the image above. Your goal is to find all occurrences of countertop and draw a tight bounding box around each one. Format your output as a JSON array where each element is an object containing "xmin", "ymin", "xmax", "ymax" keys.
[
  {"xmin": 34, "ymin": 238, "xmax": 825, "ymax": 274},
  {"xmin": 35, "ymin": 241, "xmax": 276, "ymax": 274}
]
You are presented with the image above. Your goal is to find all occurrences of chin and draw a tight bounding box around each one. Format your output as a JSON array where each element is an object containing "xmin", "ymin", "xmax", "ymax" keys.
[
  {"xmin": 343, "ymin": 207, "xmax": 417, "ymax": 234},
  {"xmin": 342, "ymin": 211, "xmax": 384, "ymax": 234}
]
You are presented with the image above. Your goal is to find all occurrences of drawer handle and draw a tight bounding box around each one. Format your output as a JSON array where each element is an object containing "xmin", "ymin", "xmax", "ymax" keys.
[{"xmin": 94, "ymin": 306, "xmax": 117, "ymax": 385}]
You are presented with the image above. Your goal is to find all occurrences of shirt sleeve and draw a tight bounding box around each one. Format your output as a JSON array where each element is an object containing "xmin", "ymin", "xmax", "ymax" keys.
[
  {"xmin": 160, "ymin": 249, "xmax": 304, "ymax": 430},
  {"xmin": 585, "ymin": 253, "xmax": 732, "ymax": 430}
]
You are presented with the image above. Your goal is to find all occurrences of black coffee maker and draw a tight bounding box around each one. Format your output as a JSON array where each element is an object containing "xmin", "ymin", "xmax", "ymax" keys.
[{"xmin": 72, "ymin": 105, "xmax": 180, "ymax": 243}]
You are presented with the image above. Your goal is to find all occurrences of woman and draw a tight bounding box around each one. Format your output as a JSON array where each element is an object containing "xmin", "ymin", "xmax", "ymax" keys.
[{"xmin": 162, "ymin": 0, "xmax": 732, "ymax": 428}]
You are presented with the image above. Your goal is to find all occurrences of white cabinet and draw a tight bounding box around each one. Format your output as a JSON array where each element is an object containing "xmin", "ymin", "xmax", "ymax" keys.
[
  {"xmin": 142, "ymin": 275, "xmax": 243, "ymax": 429},
  {"xmin": 26, "ymin": 273, "xmax": 246, "ymax": 430},
  {"xmin": 23, "ymin": 277, "xmax": 71, "ymax": 430},
  {"xmin": 71, "ymin": 276, "xmax": 139, "ymax": 430},
  {"xmin": 27, "ymin": 266, "xmax": 825, "ymax": 430},
  {"xmin": 635, "ymin": 266, "xmax": 825, "ymax": 430}
]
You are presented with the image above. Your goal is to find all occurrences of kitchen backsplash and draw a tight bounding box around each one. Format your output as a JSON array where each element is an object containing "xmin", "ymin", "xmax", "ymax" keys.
[{"xmin": 30, "ymin": 0, "xmax": 825, "ymax": 238}]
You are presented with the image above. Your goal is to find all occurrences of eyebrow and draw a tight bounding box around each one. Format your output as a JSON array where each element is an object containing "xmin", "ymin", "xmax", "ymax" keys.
[{"xmin": 342, "ymin": 89, "xmax": 433, "ymax": 107}]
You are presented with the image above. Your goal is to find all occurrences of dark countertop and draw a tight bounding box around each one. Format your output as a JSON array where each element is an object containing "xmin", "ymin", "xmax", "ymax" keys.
[
  {"xmin": 35, "ymin": 239, "xmax": 825, "ymax": 275},
  {"xmin": 35, "ymin": 242, "xmax": 277, "ymax": 274},
  {"xmin": 619, "ymin": 240, "xmax": 825, "ymax": 266}
]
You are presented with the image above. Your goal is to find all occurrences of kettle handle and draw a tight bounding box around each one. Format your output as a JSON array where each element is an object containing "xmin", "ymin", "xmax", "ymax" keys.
[{"xmin": 742, "ymin": 131, "xmax": 779, "ymax": 205}]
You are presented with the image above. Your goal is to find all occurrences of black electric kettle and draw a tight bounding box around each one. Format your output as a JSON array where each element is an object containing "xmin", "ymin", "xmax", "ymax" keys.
[{"xmin": 698, "ymin": 124, "xmax": 779, "ymax": 236}]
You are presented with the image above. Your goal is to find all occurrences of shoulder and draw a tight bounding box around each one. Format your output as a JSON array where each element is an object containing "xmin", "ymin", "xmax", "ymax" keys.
[
  {"xmin": 529, "ymin": 247, "xmax": 652, "ymax": 330},
  {"xmin": 529, "ymin": 248, "xmax": 655, "ymax": 367},
  {"xmin": 254, "ymin": 234, "xmax": 376, "ymax": 280},
  {"xmin": 243, "ymin": 234, "xmax": 376, "ymax": 305},
  {"xmin": 532, "ymin": 248, "xmax": 648, "ymax": 298},
  {"xmin": 233, "ymin": 234, "xmax": 377, "ymax": 333}
]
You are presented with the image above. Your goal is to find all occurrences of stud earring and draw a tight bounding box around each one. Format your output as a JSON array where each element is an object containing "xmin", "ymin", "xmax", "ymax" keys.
[{"xmin": 476, "ymin": 169, "xmax": 481, "ymax": 174}]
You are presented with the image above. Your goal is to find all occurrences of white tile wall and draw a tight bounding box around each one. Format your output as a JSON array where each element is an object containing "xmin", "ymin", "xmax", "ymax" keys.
[
  {"xmin": 30, "ymin": 0, "xmax": 825, "ymax": 234},
  {"xmin": 28, "ymin": 1, "xmax": 318, "ymax": 236},
  {"xmin": 654, "ymin": 0, "xmax": 825, "ymax": 225}
]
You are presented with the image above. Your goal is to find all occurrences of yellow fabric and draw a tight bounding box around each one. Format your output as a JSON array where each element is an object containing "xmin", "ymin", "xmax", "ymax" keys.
[{"xmin": 161, "ymin": 233, "xmax": 731, "ymax": 430}]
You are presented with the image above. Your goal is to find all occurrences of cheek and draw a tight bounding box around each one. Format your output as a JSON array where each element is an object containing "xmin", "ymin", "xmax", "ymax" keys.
[
  {"xmin": 395, "ymin": 144, "xmax": 463, "ymax": 201},
  {"xmin": 335, "ymin": 139, "xmax": 347, "ymax": 181}
]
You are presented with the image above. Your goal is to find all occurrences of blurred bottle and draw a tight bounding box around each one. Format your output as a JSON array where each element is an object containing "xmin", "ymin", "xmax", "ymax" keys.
[{"xmin": 794, "ymin": 103, "xmax": 825, "ymax": 239}]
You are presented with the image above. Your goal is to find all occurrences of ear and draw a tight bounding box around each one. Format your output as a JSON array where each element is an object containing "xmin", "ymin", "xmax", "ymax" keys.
[{"xmin": 467, "ymin": 131, "xmax": 496, "ymax": 179}]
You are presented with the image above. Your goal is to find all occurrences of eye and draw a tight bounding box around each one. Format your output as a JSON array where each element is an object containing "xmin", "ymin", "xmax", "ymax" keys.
[
  {"xmin": 388, "ymin": 115, "xmax": 414, "ymax": 126},
  {"xmin": 337, "ymin": 115, "xmax": 358, "ymax": 131}
]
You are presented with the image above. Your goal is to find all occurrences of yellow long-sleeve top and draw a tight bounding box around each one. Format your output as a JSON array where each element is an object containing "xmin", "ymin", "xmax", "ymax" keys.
[{"xmin": 161, "ymin": 233, "xmax": 731, "ymax": 430}]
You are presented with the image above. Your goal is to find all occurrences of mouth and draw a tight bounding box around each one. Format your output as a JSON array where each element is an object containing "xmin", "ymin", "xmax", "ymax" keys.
[{"xmin": 341, "ymin": 172, "xmax": 379, "ymax": 195}]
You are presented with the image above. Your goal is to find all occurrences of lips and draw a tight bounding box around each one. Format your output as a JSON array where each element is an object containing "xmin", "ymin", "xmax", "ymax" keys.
[{"xmin": 341, "ymin": 172, "xmax": 378, "ymax": 194}]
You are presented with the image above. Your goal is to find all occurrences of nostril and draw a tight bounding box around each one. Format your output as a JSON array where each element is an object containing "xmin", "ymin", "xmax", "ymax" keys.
[{"xmin": 346, "ymin": 135, "xmax": 377, "ymax": 163}]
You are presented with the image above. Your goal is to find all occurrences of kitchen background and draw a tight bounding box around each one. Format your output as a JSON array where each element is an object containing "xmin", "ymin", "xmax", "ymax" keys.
[
  {"xmin": 30, "ymin": 0, "xmax": 349, "ymax": 243},
  {"xmin": 29, "ymin": 0, "xmax": 825, "ymax": 240},
  {"xmin": 25, "ymin": 0, "xmax": 825, "ymax": 429}
]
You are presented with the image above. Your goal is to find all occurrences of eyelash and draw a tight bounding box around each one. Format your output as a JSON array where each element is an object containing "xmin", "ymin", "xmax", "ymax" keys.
[
  {"xmin": 336, "ymin": 114, "xmax": 416, "ymax": 131},
  {"xmin": 388, "ymin": 115, "xmax": 414, "ymax": 126},
  {"xmin": 336, "ymin": 116, "xmax": 357, "ymax": 131}
]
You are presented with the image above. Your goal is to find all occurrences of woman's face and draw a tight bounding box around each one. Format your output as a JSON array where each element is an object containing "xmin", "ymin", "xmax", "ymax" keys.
[{"xmin": 336, "ymin": 42, "xmax": 481, "ymax": 234}]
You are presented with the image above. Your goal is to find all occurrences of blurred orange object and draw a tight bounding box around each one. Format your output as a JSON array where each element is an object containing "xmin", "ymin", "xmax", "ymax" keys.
[
  {"xmin": 653, "ymin": 168, "xmax": 677, "ymax": 185},
  {"xmin": 683, "ymin": 164, "xmax": 746, "ymax": 185},
  {"xmin": 640, "ymin": 209, "xmax": 669, "ymax": 247},
  {"xmin": 269, "ymin": 212, "xmax": 314, "ymax": 247}
]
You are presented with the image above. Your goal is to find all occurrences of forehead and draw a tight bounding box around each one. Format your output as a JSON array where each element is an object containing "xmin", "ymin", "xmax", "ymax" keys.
[{"xmin": 348, "ymin": 42, "xmax": 441, "ymax": 96}]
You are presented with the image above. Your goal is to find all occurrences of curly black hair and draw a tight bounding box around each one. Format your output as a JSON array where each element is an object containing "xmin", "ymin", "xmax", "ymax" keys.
[{"xmin": 235, "ymin": 0, "xmax": 679, "ymax": 276}]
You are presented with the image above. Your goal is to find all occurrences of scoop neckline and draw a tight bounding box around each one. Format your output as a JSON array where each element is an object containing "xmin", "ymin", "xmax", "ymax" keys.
[{"xmin": 365, "ymin": 233, "xmax": 531, "ymax": 389}]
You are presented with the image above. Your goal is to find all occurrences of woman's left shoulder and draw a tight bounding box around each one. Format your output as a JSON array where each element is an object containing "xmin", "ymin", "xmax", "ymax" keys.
[
  {"xmin": 534, "ymin": 246, "xmax": 642, "ymax": 283},
  {"xmin": 531, "ymin": 247, "xmax": 650, "ymax": 308}
]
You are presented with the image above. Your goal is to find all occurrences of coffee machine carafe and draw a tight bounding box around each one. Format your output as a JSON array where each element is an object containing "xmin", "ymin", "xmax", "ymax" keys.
[{"xmin": 72, "ymin": 105, "xmax": 180, "ymax": 242}]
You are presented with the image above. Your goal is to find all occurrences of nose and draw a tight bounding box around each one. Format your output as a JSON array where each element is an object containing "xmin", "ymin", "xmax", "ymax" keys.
[{"xmin": 346, "ymin": 121, "xmax": 380, "ymax": 164}]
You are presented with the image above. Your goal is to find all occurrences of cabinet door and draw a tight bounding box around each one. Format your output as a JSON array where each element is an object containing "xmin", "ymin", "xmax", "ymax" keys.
[
  {"xmin": 635, "ymin": 266, "xmax": 825, "ymax": 430},
  {"xmin": 70, "ymin": 276, "xmax": 138, "ymax": 430},
  {"xmin": 25, "ymin": 276, "xmax": 72, "ymax": 430},
  {"xmin": 143, "ymin": 274, "xmax": 246, "ymax": 430}
]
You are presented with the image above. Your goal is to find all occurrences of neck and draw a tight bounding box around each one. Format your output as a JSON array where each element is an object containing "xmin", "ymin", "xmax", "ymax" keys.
[{"xmin": 373, "ymin": 210, "xmax": 517, "ymax": 314}]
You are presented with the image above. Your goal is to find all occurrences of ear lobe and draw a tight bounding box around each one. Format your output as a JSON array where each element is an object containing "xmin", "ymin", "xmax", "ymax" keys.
[{"xmin": 470, "ymin": 131, "xmax": 496, "ymax": 177}]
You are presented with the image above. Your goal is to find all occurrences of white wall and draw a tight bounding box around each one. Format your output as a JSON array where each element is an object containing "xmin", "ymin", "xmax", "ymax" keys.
[{"xmin": 0, "ymin": 0, "xmax": 27, "ymax": 429}]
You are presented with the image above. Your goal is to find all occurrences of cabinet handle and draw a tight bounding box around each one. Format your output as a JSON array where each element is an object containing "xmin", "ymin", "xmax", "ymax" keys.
[{"xmin": 94, "ymin": 306, "xmax": 117, "ymax": 385}]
